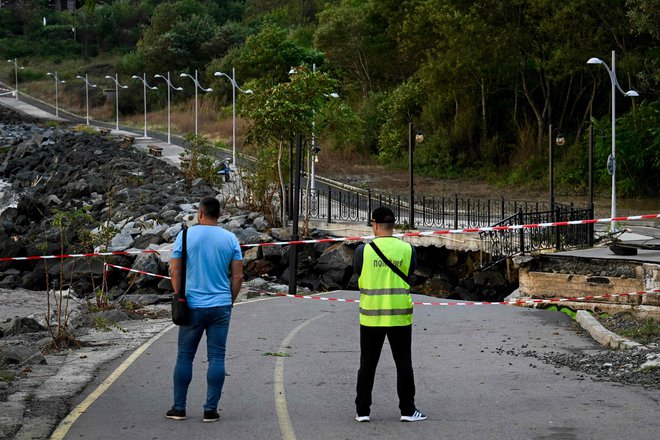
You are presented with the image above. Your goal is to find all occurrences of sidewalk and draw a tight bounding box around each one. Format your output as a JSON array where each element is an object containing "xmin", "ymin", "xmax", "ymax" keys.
[{"xmin": 1, "ymin": 95, "xmax": 189, "ymax": 168}]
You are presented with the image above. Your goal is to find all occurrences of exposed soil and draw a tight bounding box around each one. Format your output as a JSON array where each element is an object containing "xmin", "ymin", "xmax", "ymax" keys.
[{"xmin": 317, "ymin": 149, "xmax": 660, "ymax": 218}]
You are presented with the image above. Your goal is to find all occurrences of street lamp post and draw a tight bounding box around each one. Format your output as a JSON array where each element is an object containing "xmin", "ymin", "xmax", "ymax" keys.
[
  {"xmin": 408, "ymin": 123, "xmax": 424, "ymax": 227},
  {"xmin": 7, "ymin": 58, "xmax": 23, "ymax": 100},
  {"xmin": 154, "ymin": 72, "xmax": 183, "ymax": 144},
  {"xmin": 131, "ymin": 73, "xmax": 158, "ymax": 139},
  {"xmin": 548, "ymin": 125, "xmax": 565, "ymax": 211},
  {"xmin": 310, "ymin": 91, "xmax": 339, "ymax": 191},
  {"xmin": 180, "ymin": 70, "xmax": 213, "ymax": 135},
  {"xmin": 214, "ymin": 68, "xmax": 253, "ymax": 167},
  {"xmin": 75, "ymin": 74, "xmax": 97, "ymax": 125},
  {"xmin": 587, "ymin": 50, "xmax": 639, "ymax": 231},
  {"xmin": 104, "ymin": 74, "xmax": 128, "ymax": 132},
  {"xmin": 46, "ymin": 71, "xmax": 65, "ymax": 117}
]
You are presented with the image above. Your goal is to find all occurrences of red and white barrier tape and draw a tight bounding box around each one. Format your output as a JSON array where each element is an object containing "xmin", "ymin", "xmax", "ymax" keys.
[
  {"xmin": 104, "ymin": 263, "xmax": 660, "ymax": 307},
  {"xmin": 104, "ymin": 263, "xmax": 171, "ymax": 280},
  {"xmin": 2, "ymin": 213, "xmax": 658, "ymax": 262},
  {"xmin": 261, "ymin": 289, "xmax": 660, "ymax": 306},
  {"xmin": 0, "ymin": 249, "xmax": 159, "ymax": 263}
]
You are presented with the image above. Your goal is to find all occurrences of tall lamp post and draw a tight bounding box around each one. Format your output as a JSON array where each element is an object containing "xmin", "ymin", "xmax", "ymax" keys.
[
  {"xmin": 104, "ymin": 74, "xmax": 128, "ymax": 132},
  {"xmin": 131, "ymin": 73, "xmax": 158, "ymax": 139},
  {"xmin": 7, "ymin": 59, "xmax": 23, "ymax": 100},
  {"xmin": 155, "ymin": 72, "xmax": 183, "ymax": 144},
  {"xmin": 408, "ymin": 123, "xmax": 423, "ymax": 227},
  {"xmin": 180, "ymin": 70, "xmax": 213, "ymax": 135},
  {"xmin": 548, "ymin": 125, "xmax": 565, "ymax": 211},
  {"xmin": 75, "ymin": 74, "xmax": 97, "ymax": 125},
  {"xmin": 46, "ymin": 71, "xmax": 65, "ymax": 117},
  {"xmin": 310, "ymin": 91, "xmax": 339, "ymax": 191},
  {"xmin": 214, "ymin": 68, "xmax": 253, "ymax": 167},
  {"xmin": 587, "ymin": 50, "xmax": 639, "ymax": 231}
]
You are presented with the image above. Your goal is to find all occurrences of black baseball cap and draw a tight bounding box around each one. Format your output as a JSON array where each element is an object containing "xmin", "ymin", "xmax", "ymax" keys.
[{"xmin": 371, "ymin": 207, "xmax": 395, "ymax": 224}]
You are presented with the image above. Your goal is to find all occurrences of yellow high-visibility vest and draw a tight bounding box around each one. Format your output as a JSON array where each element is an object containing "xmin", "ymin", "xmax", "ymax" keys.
[{"xmin": 358, "ymin": 237, "xmax": 413, "ymax": 327}]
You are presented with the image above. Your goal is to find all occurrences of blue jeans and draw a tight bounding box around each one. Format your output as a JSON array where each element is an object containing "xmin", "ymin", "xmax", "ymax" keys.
[{"xmin": 173, "ymin": 305, "xmax": 232, "ymax": 412}]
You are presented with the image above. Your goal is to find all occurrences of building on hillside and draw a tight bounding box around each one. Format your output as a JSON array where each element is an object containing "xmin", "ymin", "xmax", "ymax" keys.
[
  {"xmin": 0, "ymin": 0, "xmax": 79, "ymax": 11},
  {"xmin": 50, "ymin": 0, "xmax": 78, "ymax": 12}
]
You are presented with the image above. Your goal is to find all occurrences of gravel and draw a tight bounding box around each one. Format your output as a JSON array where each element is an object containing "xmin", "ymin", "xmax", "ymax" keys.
[{"xmin": 497, "ymin": 317, "xmax": 660, "ymax": 389}]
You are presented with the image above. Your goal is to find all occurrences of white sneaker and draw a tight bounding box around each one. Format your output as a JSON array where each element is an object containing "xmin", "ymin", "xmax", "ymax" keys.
[
  {"xmin": 355, "ymin": 414, "xmax": 370, "ymax": 422},
  {"xmin": 400, "ymin": 410, "xmax": 427, "ymax": 422}
]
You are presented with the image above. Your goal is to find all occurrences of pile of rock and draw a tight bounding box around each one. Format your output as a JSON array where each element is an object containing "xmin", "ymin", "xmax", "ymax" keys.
[
  {"xmin": 0, "ymin": 114, "xmax": 364, "ymax": 306},
  {"xmin": 0, "ymin": 108, "xmax": 516, "ymax": 306}
]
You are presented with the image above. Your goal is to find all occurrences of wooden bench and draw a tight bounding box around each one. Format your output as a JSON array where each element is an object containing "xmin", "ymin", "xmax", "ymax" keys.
[
  {"xmin": 148, "ymin": 144, "xmax": 163, "ymax": 157},
  {"xmin": 119, "ymin": 135, "xmax": 135, "ymax": 149},
  {"xmin": 180, "ymin": 156, "xmax": 191, "ymax": 169},
  {"xmin": 98, "ymin": 128, "xmax": 111, "ymax": 135}
]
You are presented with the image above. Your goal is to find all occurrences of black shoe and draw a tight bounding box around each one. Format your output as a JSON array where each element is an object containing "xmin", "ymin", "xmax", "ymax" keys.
[
  {"xmin": 203, "ymin": 410, "xmax": 220, "ymax": 423},
  {"xmin": 166, "ymin": 407, "xmax": 186, "ymax": 420}
]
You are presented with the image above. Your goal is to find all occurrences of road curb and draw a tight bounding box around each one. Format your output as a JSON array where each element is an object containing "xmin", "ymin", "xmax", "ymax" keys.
[{"xmin": 576, "ymin": 310, "xmax": 642, "ymax": 350}]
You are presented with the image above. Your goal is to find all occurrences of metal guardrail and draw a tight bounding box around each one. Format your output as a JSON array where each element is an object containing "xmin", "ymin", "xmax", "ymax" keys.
[
  {"xmin": 294, "ymin": 186, "xmax": 594, "ymax": 265},
  {"xmin": 295, "ymin": 185, "xmax": 557, "ymax": 228}
]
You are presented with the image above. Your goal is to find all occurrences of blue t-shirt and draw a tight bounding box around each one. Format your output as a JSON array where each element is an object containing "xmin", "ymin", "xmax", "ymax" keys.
[{"xmin": 172, "ymin": 225, "xmax": 243, "ymax": 308}]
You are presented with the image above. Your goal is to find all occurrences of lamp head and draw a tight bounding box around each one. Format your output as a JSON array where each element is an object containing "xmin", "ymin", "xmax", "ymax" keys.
[
  {"xmin": 624, "ymin": 90, "xmax": 639, "ymax": 97},
  {"xmin": 204, "ymin": 87, "xmax": 213, "ymax": 92},
  {"xmin": 76, "ymin": 75, "xmax": 83, "ymax": 79},
  {"xmin": 47, "ymin": 72, "xmax": 54, "ymax": 77},
  {"xmin": 555, "ymin": 133, "xmax": 566, "ymax": 146},
  {"xmin": 587, "ymin": 57, "xmax": 603, "ymax": 65},
  {"xmin": 104, "ymin": 75, "xmax": 112, "ymax": 79},
  {"xmin": 213, "ymin": 71, "xmax": 224, "ymax": 77},
  {"xmin": 288, "ymin": 68, "xmax": 297, "ymax": 75},
  {"xmin": 179, "ymin": 73, "xmax": 188, "ymax": 78},
  {"xmin": 244, "ymin": 89, "xmax": 254, "ymax": 94},
  {"xmin": 131, "ymin": 75, "xmax": 140, "ymax": 80},
  {"xmin": 121, "ymin": 85, "xmax": 128, "ymax": 89},
  {"xmin": 175, "ymin": 87, "xmax": 183, "ymax": 91},
  {"xmin": 328, "ymin": 92, "xmax": 339, "ymax": 98}
]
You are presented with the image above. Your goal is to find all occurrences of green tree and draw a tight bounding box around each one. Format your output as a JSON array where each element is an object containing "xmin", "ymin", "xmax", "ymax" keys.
[
  {"xmin": 213, "ymin": 23, "xmax": 323, "ymax": 86},
  {"xmin": 241, "ymin": 66, "xmax": 347, "ymax": 224}
]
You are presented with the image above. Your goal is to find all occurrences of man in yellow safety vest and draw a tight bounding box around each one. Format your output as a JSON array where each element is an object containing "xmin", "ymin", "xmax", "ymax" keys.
[{"xmin": 353, "ymin": 207, "xmax": 427, "ymax": 423}]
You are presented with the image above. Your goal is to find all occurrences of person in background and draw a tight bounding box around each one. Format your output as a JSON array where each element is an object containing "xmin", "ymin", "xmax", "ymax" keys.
[
  {"xmin": 353, "ymin": 206, "xmax": 427, "ymax": 423},
  {"xmin": 167, "ymin": 196, "xmax": 243, "ymax": 423}
]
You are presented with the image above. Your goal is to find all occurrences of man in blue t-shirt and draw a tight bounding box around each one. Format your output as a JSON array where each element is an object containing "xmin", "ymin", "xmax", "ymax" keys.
[{"xmin": 166, "ymin": 196, "xmax": 243, "ymax": 423}]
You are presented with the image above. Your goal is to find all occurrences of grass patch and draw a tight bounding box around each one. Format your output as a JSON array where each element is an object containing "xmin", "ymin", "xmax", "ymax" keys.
[
  {"xmin": 262, "ymin": 352, "xmax": 291, "ymax": 357},
  {"xmin": 92, "ymin": 317, "xmax": 127, "ymax": 333},
  {"xmin": 618, "ymin": 318, "xmax": 660, "ymax": 343}
]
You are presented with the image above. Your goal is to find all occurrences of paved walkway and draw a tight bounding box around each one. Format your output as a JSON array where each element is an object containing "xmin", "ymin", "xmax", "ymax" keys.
[{"xmin": 53, "ymin": 292, "xmax": 660, "ymax": 440}]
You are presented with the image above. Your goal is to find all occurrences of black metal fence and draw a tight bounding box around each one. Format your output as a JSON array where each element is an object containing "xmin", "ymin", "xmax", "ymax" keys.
[
  {"xmin": 296, "ymin": 185, "xmax": 556, "ymax": 228},
  {"xmin": 292, "ymin": 186, "xmax": 594, "ymax": 262},
  {"xmin": 479, "ymin": 205, "xmax": 594, "ymax": 264}
]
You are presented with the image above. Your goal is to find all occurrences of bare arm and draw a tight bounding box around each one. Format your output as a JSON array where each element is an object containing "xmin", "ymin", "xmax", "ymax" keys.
[
  {"xmin": 170, "ymin": 257, "xmax": 182, "ymax": 294},
  {"xmin": 230, "ymin": 260, "xmax": 243, "ymax": 304}
]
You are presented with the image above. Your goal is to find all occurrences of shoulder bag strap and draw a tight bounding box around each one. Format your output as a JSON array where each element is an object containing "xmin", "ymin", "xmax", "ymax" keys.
[
  {"xmin": 180, "ymin": 224, "xmax": 188, "ymax": 298},
  {"xmin": 368, "ymin": 241, "xmax": 410, "ymax": 287}
]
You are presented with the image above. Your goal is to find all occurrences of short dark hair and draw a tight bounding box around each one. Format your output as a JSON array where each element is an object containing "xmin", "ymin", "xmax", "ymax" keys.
[
  {"xmin": 199, "ymin": 196, "xmax": 220, "ymax": 219},
  {"xmin": 371, "ymin": 207, "xmax": 395, "ymax": 224}
]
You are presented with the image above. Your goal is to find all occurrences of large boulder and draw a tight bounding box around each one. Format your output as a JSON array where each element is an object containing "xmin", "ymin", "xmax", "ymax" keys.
[
  {"xmin": 0, "ymin": 342, "xmax": 46, "ymax": 365},
  {"xmin": 315, "ymin": 243, "xmax": 355, "ymax": 290}
]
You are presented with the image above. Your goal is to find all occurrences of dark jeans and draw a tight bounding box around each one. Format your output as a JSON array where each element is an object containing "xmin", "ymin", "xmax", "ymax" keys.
[
  {"xmin": 355, "ymin": 324, "xmax": 416, "ymax": 417},
  {"xmin": 173, "ymin": 305, "xmax": 232, "ymax": 412}
]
